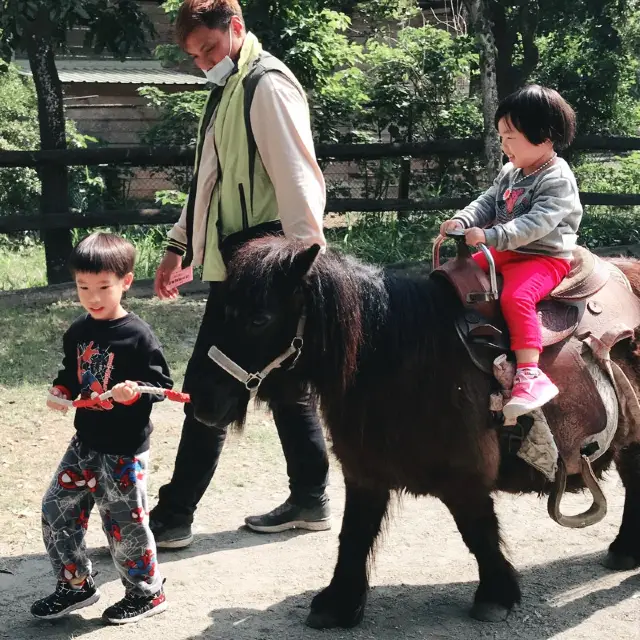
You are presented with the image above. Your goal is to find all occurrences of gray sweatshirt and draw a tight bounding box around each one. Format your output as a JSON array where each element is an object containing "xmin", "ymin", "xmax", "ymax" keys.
[{"xmin": 453, "ymin": 158, "xmax": 582, "ymax": 259}]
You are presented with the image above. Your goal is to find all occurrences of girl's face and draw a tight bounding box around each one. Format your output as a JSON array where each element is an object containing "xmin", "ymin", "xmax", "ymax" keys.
[{"xmin": 498, "ymin": 116, "xmax": 554, "ymax": 171}]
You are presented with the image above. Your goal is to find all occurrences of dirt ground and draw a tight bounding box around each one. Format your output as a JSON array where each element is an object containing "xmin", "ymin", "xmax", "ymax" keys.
[{"xmin": 0, "ymin": 298, "xmax": 639, "ymax": 640}]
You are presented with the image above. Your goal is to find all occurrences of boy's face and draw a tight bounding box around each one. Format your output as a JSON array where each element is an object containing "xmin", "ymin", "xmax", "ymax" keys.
[
  {"xmin": 498, "ymin": 116, "xmax": 553, "ymax": 170},
  {"xmin": 75, "ymin": 271, "xmax": 133, "ymax": 320}
]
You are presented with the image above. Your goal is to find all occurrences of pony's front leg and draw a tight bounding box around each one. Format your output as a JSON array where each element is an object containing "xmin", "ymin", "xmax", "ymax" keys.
[
  {"xmin": 305, "ymin": 480, "xmax": 389, "ymax": 629},
  {"xmin": 442, "ymin": 489, "xmax": 521, "ymax": 622}
]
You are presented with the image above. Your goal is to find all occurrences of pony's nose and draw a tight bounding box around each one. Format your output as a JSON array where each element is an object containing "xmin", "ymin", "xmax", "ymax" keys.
[{"xmin": 191, "ymin": 389, "xmax": 240, "ymax": 429}]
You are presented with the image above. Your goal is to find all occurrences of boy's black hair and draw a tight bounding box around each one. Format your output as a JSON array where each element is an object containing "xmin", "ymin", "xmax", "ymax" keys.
[
  {"xmin": 68, "ymin": 232, "xmax": 136, "ymax": 278},
  {"xmin": 495, "ymin": 84, "xmax": 576, "ymax": 149}
]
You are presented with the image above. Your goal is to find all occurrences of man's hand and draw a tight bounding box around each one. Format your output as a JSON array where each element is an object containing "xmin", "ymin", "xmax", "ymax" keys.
[
  {"xmin": 464, "ymin": 227, "xmax": 487, "ymax": 246},
  {"xmin": 111, "ymin": 381, "xmax": 140, "ymax": 404},
  {"xmin": 439, "ymin": 219, "xmax": 464, "ymax": 236},
  {"xmin": 154, "ymin": 251, "xmax": 182, "ymax": 300},
  {"xmin": 47, "ymin": 387, "xmax": 69, "ymax": 413}
]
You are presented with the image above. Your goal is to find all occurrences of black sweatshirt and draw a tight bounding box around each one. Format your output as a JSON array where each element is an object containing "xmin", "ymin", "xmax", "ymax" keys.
[{"xmin": 53, "ymin": 312, "xmax": 173, "ymax": 455}]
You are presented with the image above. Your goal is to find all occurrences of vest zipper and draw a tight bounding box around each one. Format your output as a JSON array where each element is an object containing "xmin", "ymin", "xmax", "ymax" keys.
[{"xmin": 239, "ymin": 183, "xmax": 249, "ymax": 231}]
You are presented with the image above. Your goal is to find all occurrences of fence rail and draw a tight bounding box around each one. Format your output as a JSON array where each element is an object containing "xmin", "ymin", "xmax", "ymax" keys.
[
  {"xmin": 3, "ymin": 192, "xmax": 640, "ymax": 235},
  {"xmin": 2, "ymin": 136, "xmax": 640, "ymax": 168},
  {"xmin": 2, "ymin": 137, "xmax": 640, "ymax": 237}
]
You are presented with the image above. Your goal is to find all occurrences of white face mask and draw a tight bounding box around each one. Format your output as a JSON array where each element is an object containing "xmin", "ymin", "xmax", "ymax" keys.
[{"xmin": 204, "ymin": 26, "xmax": 235, "ymax": 86}]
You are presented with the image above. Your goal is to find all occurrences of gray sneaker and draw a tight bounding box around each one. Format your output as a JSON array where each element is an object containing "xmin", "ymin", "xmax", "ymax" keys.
[
  {"xmin": 149, "ymin": 519, "xmax": 194, "ymax": 549},
  {"xmin": 244, "ymin": 497, "xmax": 331, "ymax": 533}
]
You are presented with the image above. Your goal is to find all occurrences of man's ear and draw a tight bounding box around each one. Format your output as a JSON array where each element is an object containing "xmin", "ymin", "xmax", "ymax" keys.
[{"xmin": 290, "ymin": 244, "xmax": 321, "ymax": 282}]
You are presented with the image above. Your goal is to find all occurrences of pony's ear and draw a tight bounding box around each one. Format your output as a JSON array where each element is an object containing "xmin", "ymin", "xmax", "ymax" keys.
[{"xmin": 290, "ymin": 244, "xmax": 321, "ymax": 281}]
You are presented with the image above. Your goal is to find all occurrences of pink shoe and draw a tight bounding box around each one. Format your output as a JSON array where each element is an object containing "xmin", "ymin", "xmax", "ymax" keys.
[{"xmin": 502, "ymin": 367, "xmax": 559, "ymax": 421}]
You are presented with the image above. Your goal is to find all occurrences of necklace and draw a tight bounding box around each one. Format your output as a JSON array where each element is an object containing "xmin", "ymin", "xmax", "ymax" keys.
[{"xmin": 504, "ymin": 153, "xmax": 557, "ymax": 201}]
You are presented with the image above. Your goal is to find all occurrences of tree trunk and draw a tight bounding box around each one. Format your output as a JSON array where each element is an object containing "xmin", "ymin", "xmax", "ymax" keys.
[
  {"xmin": 519, "ymin": 1, "xmax": 540, "ymax": 84},
  {"xmin": 489, "ymin": 1, "xmax": 517, "ymax": 100},
  {"xmin": 26, "ymin": 9, "xmax": 73, "ymax": 285},
  {"xmin": 464, "ymin": 0, "xmax": 503, "ymax": 184}
]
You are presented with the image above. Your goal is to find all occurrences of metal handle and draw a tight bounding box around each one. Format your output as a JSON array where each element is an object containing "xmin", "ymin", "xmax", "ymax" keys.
[
  {"xmin": 432, "ymin": 234, "xmax": 445, "ymax": 269},
  {"xmin": 432, "ymin": 230, "xmax": 499, "ymax": 302},
  {"xmin": 476, "ymin": 243, "xmax": 499, "ymax": 300}
]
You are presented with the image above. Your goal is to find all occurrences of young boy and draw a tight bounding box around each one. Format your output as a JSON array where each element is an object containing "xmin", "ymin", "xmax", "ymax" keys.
[{"xmin": 31, "ymin": 232, "xmax": 173, "ymax": 624}]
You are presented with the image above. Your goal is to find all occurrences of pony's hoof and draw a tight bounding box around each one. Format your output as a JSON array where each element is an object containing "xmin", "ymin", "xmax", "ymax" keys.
[
  {"xmin": 602, "ymin": 551, "xmax": 638, "ymax": 571},
  {"xmin": 305, "ymin": 606, "xmax": 364, "ymax": 630},
  {"xmin": 470, "ymin": 602, "xmax": 510, "ymax": 622},
  {"xmin": 306, "ymin": 585, "xmax": 366, "ymax": 629}
]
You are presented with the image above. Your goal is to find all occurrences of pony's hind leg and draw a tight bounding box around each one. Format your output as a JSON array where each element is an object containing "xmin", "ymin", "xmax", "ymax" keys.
[
  {"xmin": 442, "ymin": 489, "xmax": 521, "ymax": 622},
  {"xmin": 305, "ymin": 481, "xmax": 389, "ymax": 629},
  {"xmin": 604, "ymin": 442, "xmax": 640, "ymax": 570}
]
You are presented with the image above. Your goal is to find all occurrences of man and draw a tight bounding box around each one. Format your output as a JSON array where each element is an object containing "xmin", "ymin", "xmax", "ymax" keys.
[{"xmin": 149, "ymin": 0, "xmax": 330, "ymax": 548}]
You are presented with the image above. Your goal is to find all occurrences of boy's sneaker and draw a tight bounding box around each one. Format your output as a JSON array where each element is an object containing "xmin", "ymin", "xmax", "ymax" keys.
[
  {"xmin": 503, "ymin": 367, "xmax": 559, "ymax": 421},
  {"xmin": 149, "ymin": 519, "xmax": 193, "ymax": 549},
  {"xmin": 102, "ymin": 589, "xmax": 167, "ymax": 624},
  {"xmin": 31, "ymin": 575, "xmax": 100, "ymax": 620},
  {"xmin": 244, "ymin": 497, "xmax": 331, "ymax": 533}
]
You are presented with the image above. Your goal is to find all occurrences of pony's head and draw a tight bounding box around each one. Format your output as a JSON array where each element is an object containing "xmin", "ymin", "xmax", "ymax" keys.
[{"xmin": 189, "ymin": 238, "xmax": 323, "ymax": 427}]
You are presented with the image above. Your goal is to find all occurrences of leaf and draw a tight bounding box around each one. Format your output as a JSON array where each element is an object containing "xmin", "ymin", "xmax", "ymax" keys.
[{"xmin": 74, "ymin": 6, "xmax": 91, "ymax": 21}]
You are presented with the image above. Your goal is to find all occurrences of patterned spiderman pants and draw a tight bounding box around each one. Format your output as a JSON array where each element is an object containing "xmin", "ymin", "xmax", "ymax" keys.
[{"xmin": 41, "ymin": 436, "xmax": 163, "ymax": 596}]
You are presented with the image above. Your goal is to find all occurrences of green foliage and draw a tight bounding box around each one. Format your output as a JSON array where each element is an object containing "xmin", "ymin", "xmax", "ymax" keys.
[
  {"xmin": 0, "ymin": 0, "xmax": 155, "ymax": 61},
  {"xmin": 574, "ymin": 152, "xmax": 640, "ymax": 248},
  {"xmin": 139, "ymin": 86, "xmax": 208, "ymax": 148},
  {"xmin": 0, "ymin": 63, "xmax": 105, "ymax": 216},
  {"xmin": 280, "ymin": 9, "xmax": 360, "ymax": 90},
  {"xmin": 535, "ymin": 31, "xmax": 640, "ymax": 134},
  {"xmin": 355, "ymin": 0, "xmax": 420, "ymax": 29},
  {"xmin": 155, "ymin": 189, "xmax": 188, "ymax": 208},
  {"xmin": 313, "ymin": 25, "xmax": 482, "ymax": 144},
  {"xmin": 325, "ymin": 212, "xmax": 444, "ymax": 265},
  {"xmin": 139, "ymin": 86, "xmax": 208, "ymax": 194},
  {"xmin": 154, "ymin": 43, "xmax": 190, "ymax": 67},
  {"xmin": 0, "ymin": 63, "xmax": 40, "ymax": 215}
]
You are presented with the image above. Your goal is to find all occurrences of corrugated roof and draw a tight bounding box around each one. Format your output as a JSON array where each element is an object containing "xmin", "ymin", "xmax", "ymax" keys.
[{"xmin": 16, "ymin": 59, "xmax": 207, "ymax": 86}]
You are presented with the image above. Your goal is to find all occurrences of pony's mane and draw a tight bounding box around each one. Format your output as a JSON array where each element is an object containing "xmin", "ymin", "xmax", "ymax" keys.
[
  {"xmin": 229, "ymin": 236, "xmax": 458, "ymax": 397},
  {"xmin": 230, "ymin": 237, "xmax": 386, "ymax": 394}
]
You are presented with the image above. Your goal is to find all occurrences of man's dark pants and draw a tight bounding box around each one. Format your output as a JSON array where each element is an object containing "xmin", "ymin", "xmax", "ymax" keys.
[{"xmin": 150, "ymin": 282, "xmax": 329, "ymax": 528}]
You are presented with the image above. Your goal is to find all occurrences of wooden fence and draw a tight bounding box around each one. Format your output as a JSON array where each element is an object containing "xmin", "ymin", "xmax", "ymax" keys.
[{"xmin": 1, "ymin": 136, "xmax": 640, "ymax": 234}]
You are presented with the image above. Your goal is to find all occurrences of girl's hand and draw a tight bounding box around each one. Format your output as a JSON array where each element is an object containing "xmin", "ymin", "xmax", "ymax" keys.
[
  {"xmin": 439, "ymin": 219, "xmax": 464, "ymax": 236},
  {"xmin": 464, "ymin": 227, "xmax": 487, "ymax": 246},
  {"xmin": 111, "ymin": 381, "xmax": 140, "ymax": 404}
]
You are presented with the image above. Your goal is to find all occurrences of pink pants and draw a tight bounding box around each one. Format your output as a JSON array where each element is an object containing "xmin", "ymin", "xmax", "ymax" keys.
[{"xmin": 472, "ymin": 248, "xmax": 571, "ymax": 352}]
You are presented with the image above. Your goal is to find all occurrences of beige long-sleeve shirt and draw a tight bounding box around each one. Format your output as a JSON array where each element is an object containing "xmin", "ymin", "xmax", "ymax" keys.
[{"xmin": 167, "ymin": 71, "xmax": 327, "ymax": 271}]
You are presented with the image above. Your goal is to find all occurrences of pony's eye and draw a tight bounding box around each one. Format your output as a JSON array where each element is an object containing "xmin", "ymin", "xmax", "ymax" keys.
[{"xmin": 251, "ymin": 313, "xmax": 272, "ymax": 328}]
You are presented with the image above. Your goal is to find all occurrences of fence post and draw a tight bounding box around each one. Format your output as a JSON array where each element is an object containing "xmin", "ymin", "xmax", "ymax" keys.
[
  {"xmin": 39, "ymin": 159, "xmax": 73, "ymax": 285},
  {"xmin": 397, "ymin": 157, "xmax": 411, "ymax": 219}
]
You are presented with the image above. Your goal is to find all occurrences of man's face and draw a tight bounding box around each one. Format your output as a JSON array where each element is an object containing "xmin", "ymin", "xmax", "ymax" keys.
[{"xmin": 183, "ymin": 17, "xmax": 244, "ymax": 72}]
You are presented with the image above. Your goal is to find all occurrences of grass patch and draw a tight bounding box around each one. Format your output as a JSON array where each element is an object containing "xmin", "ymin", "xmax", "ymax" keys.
[
  {"xmin": 0, "ymin": 296, "xmax": 205, "ymax": 389},
  {"xmin": 3, "ymin": 206, "xmax": 640, "ymax": 293},
  {"xmin": 325, "ymin": 212, "xmax": 443, "ymax": 264},
  {"xmin": 0, "ymin": 243, "xmax": 47, "ymax": 290}
]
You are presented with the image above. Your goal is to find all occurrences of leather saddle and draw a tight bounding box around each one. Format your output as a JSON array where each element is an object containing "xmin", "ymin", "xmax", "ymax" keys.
[{"xmin": 432, "ymin": 233, "xmax": 640, "ymax": 476}]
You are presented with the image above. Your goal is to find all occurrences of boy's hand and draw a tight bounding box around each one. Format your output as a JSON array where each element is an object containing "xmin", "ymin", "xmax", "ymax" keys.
[
  {"xmin": 439, "ymin": 219, "xmax": 464, "ymax": 236},
  {"xmin": 111, "ymin": 381, "xmax": 140, "ymax": 404},
  {"xmin": 47, "ymin": 387, "xmax": 69, "ymax": 414},
  {"xmin": 464, "ymin": 227, "xmax": 487, "ymax": 246}
]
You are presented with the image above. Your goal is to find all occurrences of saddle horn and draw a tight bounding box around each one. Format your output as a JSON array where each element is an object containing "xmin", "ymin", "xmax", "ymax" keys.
[{"xmin": 548, "ymin": 455, "xmax": 607, "ymax": 528}]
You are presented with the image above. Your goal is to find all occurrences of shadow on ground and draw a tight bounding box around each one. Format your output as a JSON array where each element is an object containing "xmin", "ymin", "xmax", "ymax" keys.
[
  {"xmin": 190, "ymin": 552, "xmax": 639, "ymax": 640},
  {"xmin": 2, "ymin": 541, "xmax": 638, "ymax": 640}
]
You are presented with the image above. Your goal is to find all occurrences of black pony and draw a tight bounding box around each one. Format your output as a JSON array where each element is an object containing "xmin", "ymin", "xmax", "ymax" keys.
[{"xmin": 188, "ymin": 236, "xmax": 640, "ymax": 629}]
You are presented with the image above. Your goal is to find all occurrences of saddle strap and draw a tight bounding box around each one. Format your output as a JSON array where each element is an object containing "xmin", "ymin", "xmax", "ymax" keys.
[{"xmin": 582, "ymin": 324, "xmax": 640, "ymax": 446}]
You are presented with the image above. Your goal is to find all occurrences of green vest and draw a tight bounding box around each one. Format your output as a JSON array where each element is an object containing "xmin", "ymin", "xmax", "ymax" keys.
[{"xmin": 185, "ymin": 33, "xmax": 303, "ymax": 281}]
